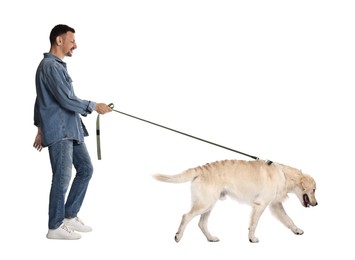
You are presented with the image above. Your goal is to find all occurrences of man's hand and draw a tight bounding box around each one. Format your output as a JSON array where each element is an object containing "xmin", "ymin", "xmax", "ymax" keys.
[
  {"xmin": 94, "ymin": 103, "xmax": 113, "ymax": 115},
  {"xmin": 33, "ymin": 128, "xmax": 43, "ymax": 152}
]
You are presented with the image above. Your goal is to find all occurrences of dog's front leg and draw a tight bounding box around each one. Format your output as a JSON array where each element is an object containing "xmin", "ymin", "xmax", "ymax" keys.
[
  {"xmin": 269, "ymin": 201, "xmax": 304, "ymax": 235},
  {"xmin": 248, "ymin": 203, "xmax": 267, "ymax": 243}
]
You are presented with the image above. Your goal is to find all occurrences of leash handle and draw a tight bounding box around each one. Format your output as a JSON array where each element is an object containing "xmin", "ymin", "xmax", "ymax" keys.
[
  {"xmin": 96, "ymin": 103, "xmax": 115, "ymax": 160},
  {"xmin": 96, "ymin": 113, "xmax": 102, "ymax": 160}
]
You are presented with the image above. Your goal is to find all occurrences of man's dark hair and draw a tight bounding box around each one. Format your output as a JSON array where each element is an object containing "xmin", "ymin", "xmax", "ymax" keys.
[{"xmin": 49, "ymin": 24, "xmax": 75, "ymax": 45}]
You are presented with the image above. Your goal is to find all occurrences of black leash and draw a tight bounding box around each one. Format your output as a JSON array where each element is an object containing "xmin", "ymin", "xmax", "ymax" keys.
[{"xmin": 96, "ymin": 103, "xmax": 260, "ymax": 161}]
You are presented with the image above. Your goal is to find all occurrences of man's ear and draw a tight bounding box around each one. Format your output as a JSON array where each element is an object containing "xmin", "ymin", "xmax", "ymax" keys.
[{"xmin": 56, "ymin": 36, "xmax": 63, "ymax": 46}]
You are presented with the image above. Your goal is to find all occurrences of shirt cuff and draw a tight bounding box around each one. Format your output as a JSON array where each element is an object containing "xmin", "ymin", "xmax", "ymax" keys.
[{"xmin": 87, "ymin": 101, "xmax": 97, "ymax": 113}]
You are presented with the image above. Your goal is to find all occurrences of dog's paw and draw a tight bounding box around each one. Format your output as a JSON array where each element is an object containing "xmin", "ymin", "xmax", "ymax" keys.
[
  {"xmin": 248, "ymin": 237, "xmax": 259, "ymax": 243},
  {"xmin": 292, "ymin": 227, "xmax": 304, "ymax": 235},
  {"xmin": 207, "ymin": 236, "xmax": 220, "ymax": 242},
  {"xmin": 175, "ymin": 233, "xmax": 182, "ymax": 243}
]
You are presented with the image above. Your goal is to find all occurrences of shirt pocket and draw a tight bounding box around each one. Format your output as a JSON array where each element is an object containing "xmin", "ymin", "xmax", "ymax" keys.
[{"xmin": 63, "ymin": 72, "xmax": 73, "ymax": 83}]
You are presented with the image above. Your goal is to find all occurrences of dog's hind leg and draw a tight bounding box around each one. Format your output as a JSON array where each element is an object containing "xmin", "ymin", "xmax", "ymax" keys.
[
  {"xmin": 248, "ymin": 203, "xmax": 268, "ymax": 243},
  {"xmin": 175, "ymin": 203, "xmax": 214, "ymax": 243},
  {"xmin": 269, "ymin": 201, "xmax": 304, "ymax": 235},
  {"xmin": 198, "ymin": 208, "xmax": 219, "ymax": 242}
]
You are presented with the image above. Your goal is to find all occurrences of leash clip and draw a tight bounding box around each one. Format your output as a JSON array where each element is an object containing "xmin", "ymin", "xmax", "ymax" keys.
[{"xmin": 266, "ymin": 160, "xmax": 273, "ymax": 165}]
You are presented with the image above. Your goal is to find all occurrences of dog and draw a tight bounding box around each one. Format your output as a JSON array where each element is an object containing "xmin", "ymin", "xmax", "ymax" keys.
[{"xmin": 153, "ymin": 159, "xmax": 317, "ymax": 243}]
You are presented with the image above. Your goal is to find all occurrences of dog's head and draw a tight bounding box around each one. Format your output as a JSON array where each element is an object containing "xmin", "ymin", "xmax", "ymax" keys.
[{"xmin": 294, "ymin": 174, "xmax": 318, "ymax": 208}]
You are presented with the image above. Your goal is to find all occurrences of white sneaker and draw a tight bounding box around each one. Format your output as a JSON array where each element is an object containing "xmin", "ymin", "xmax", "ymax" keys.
[
  {"xmin": 46, "ymin": 224, "xmax": 81, "ymax": 240},
  {"xmin": 64, "ymin": 216, "xmax": 92, "ymax": 232}
]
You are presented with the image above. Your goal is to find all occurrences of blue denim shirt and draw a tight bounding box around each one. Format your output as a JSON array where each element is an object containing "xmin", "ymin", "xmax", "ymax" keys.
[{"xmin": 34, "ymin": 53, "xmax": 96, "ymax": 147}]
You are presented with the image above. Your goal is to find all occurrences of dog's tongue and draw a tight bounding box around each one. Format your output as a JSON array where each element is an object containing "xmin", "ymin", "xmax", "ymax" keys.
[{"xmin": 303, "ymin": 194, "xmax": 310, "ymax": 207}]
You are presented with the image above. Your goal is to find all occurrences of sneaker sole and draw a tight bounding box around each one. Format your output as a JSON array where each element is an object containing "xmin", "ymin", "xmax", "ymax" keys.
[{"xmin": 46, "ymin": 233, "xmax": 82, "ymax": 240}]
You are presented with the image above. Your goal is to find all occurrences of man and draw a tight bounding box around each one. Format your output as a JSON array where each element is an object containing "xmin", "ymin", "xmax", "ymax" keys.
[{"xmin": 33, "ymin": 24, "xmax": 112, "ymax": 240}]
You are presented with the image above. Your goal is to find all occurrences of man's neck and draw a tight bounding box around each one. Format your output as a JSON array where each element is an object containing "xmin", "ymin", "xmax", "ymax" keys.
[{"xmin": 49, "ymin": 47, "xmax": 64, "ymax": 60}]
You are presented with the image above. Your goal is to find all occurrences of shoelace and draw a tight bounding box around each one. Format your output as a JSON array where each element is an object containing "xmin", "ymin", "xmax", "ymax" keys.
[
  {"xmin": 61, "ymin": 224, "xmax": 74, "ymax": 233},
  {"xmin": 75, "ymin": 217, "xmax": 85, "ymax": 226}
]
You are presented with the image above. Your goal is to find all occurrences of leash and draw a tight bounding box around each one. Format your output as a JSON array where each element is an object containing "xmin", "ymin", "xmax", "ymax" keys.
[
  {"xmin": 96, "ymin": 103, "xmax": 260, "ymax": 161},
  {"xmin": 96, "ymin": 112, "xmax": 102, "ymax": 160}
]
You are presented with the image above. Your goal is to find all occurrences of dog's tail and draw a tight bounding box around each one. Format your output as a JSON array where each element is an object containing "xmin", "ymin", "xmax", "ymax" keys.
[{"xmin": 153, "ymin": 168, "xmax": 200, "ymax": 183}]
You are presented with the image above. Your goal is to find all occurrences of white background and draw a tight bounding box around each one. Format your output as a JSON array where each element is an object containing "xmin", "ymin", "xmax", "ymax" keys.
[{"xmin": 1, "ymin": 0, "xmax": 354, "ymax": 259}]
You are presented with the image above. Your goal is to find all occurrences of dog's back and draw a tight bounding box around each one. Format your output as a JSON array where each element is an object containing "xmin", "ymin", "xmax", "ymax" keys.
[{"xmin": 153, "ymin": 159, "xmax": 286, "ymax": 202}]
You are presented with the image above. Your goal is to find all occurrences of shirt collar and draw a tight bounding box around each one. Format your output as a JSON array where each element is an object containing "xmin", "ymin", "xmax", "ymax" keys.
[{"xmin": 43, "ymin": 52, "xmax": 66, "ymax": 65}]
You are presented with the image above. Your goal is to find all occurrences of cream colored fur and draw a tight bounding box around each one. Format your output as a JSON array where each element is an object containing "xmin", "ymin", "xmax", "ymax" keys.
[{"xmin": 153, "ymin": 159, "xmax": 317, "ymax": 243}]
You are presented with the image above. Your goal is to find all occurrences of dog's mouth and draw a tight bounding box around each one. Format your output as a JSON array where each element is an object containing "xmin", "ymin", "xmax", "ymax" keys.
[{"xmin": 303, "ymin": 194, "xmax": 310, "ymax": 207}]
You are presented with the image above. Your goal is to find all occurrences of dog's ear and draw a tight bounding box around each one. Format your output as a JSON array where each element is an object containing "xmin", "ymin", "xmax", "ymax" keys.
[
  {"xmin": 300, "ymin": 174, "xmax": 314, "ymax": 191},
  {"xmin": 300, "ymin": 177, "xmax": 307, "ymax": 191}
]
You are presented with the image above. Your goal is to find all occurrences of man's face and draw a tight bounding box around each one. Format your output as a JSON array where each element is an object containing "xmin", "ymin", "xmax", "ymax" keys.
[{"xmin": 61, "ymin": 32, "xmax": 77, "ymax": 57}]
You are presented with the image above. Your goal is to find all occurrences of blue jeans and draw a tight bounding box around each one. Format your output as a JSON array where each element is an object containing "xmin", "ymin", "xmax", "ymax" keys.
[{"xmin": 48, "ymin": 140, "xmax": 93, "ymax": 229}]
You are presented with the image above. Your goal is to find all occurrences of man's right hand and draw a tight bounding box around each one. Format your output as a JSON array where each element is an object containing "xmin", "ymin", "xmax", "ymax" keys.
[{"xmin": 94, "ymin": 103, "xmax": 113, "ymax": 115}]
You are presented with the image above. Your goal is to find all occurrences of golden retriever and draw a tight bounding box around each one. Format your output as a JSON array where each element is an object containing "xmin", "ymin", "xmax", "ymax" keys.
[{"xmin": 153, "ymin": 159, "xmax": 317, "ymax": 243}]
